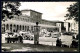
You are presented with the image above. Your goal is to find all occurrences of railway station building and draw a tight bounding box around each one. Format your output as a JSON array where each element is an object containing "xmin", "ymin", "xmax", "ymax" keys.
[{"xmin": 2, "ymin": 9, "xmax": 68, "ymax": 33}]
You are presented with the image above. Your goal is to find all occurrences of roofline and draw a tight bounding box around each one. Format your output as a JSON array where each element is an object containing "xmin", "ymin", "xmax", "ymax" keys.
[{"xmin": 21, "ymin": 9, "xmax": 42, "ymax": 14}]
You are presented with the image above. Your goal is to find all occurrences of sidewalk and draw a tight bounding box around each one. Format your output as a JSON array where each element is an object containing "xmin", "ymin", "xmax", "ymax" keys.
[{"xmin": 23, "ymin": 40, "xmax": 56, "ymax": 46}]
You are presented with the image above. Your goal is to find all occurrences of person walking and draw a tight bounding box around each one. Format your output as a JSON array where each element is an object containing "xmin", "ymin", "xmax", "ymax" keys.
[
  {"xmin": 18, "ymin": 35, "xmax": 23, "ymax": 43},
  {"xmin": 56, "ymin": 38, "xmax": 62, "ymax": 47},
  {"xmin": 56, "ymin": 38, "xmax": 60, "ymax": 46},
  {"xmin": 59, "ymin": 39, "xmax": 62, "ymax": 47},
  {"xmin": 7, "ymin": 35, "xmax": 10, "ymax": 43}
]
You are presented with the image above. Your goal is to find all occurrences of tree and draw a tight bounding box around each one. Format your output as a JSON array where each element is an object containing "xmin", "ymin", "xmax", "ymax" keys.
[
  {"xmin": 2, "ymin": 1, "xmax": 21, "ymax": 21},
  {"xmin": 64, "ymin": 2, "xmax": 79, "ymax": 22}
]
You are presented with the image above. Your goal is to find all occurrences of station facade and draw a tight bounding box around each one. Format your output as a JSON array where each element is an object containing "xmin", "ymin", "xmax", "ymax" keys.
[{"xmin": 2, "ymin": 9, "xmax": 60, "ymax": 33}]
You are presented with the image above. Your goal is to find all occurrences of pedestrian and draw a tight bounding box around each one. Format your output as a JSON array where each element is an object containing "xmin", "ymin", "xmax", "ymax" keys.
[
  {"xmin": 73, "ymin": 36, "xmax": 75, "ymax": 39},
  {"xmin": 59, "ymin": 39, "xmax": 62, "ymax": 47},
  {"xmin": 7, "ymin": 35, "xmax": 10, "ymax": 43},
  {"xmin": 56, "ymin": 38, "xmax": 60, "ymax": 46},
  {"xmin": 18, "ymin": 35, "xmax": 23, "ymax": 43},
  {"xmin": 72, "ymin": 39, "xmax": 75, "ymax": 48}
]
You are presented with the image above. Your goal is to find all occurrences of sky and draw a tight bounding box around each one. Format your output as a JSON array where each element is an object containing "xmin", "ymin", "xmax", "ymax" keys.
[{"xmin": 19, "ymin": 2, "xmax": 76, "ymax": 21}]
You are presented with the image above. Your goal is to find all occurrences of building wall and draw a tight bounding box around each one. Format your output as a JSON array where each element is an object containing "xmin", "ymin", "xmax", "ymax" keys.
[
  {"xmin": 41, "ymin": 20, "xmax": 56, "ymax": 26},
  {"xmin": 30, "ymin": 10, "xmax": 42, "ymax": 22},
  {"xmin": 70, "ymin": 21, "xmax": 78, "ymax": 33},
  {"xmin": 56, "ymin": 23, "xmax": 61, "ymax": 32},
  {"xmin": 21, "ymin": 10, "xmax": 42, "ymax": 23},
  {"xmin": 22, "ymin": 10, "xmax": 30, "ymax": 16},
  {"xmin": 2, "ymin": 10, "xmax": 59, "ymax": 33},
  {"xmin": 64, "ymin": 22, "xmax": 70, "ymax": 32}
]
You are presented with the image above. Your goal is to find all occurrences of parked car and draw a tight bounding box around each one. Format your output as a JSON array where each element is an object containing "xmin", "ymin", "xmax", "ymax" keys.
[
  {"xmin": 59, "ymin": 32, "xmax": 74, "ymax": 48},
  {"xmin": 19, "ymin": 31, "xmax": 34, "ymax": 40},
  {"xmin": 45, "ymin": 32, "xmax": 51, "ymax": 37},
  {"xmin": 51, "ymin": 32, "xmax": 61, "ymax": 38},
  {"xmin": 5, "ymin": 32, "xmax": 14, "ymax": 38},
  {"xmin": 13, "ymin": 33, "xmax": 19, "ymax": 37},
  {"xmin": 29, "ymin": 33, "xmax": 34, "ymax": 40},
  {"xmin": 4, "ymin": 32, "xmax": 19, "ymax": 43},
  {"xmin": 5, "ymin": 32, "xmax": 19, "ymax": 38}
]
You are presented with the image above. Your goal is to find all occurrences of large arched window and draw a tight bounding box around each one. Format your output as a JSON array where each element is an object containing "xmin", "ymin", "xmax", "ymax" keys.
[
  {"xmin": 2, "ymin": 24, "xmax": 5, "ymax": 33},
  {"xmin": 25, "ymin": 26, "xmax": 26, "ymax": 31},
  {"xmin": 18, "ymin": 25, "xmax": 20, "ymax": 30},
  {"xmin": 31, "ymin": 26, "xmax": 33, "ymax": 31},
  {"xmin": 26, "ymin": 26, "xmax": 29, "ymax": 31},
  {"xmin": 27, "ymin": 26, "xmax": 29, "ymax": 31},
  {"xmin": 13, "ymin": 24, "xmax": 16, "ymax": 32},
  {"xmin": 23, "ymin": 26, "xmax": 24, "ymax": 30},
  {"xmin": 10, "ymin": 24, "xmax": 12, "ymax": 32},
  {"xmin": 13, "ymin": 24, "xmax": 16, "ymax": 28},
  {"xmin": 17, "ymin": 25, "xmax": 19, "ymax": 30},
  {"xmin": 6, "ymin": 24, "xmax": 9, "ymax": 30},
  {"xmin": 20, "ymin": 25, "xmax": 21, "ymax": 30}
]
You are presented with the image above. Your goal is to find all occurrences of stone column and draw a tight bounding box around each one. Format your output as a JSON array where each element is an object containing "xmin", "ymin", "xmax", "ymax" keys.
[{"xmin": 29, "ymin": 26, "xmax": 31, "ymax": 30}]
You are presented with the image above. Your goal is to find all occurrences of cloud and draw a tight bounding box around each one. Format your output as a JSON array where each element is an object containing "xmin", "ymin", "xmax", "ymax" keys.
[{"xmin": 19, "ymin": 2, "xmax": 76, "ymax": 21}]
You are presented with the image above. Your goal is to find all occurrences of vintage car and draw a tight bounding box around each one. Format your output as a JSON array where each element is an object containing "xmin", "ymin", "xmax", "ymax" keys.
[
  {"xmin": 59, "ymin": 32, "xmax": 76, "ymax": 48},
  {"xmin": 2, "ymin": 32, "xmax": 19, "ymax": 43},
  {"xmin": 19, "ymin": 31, "xmax": 34, "ymax": 40},
  {"xmin": 51, "ymin": 32, "xmax": 61, "ymax": 38}
]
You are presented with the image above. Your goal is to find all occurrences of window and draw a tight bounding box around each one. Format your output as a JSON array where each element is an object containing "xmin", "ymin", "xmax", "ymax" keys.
[
  {"xmin": 25, "ymin": 26, "xmax": 26, "ymax": 31},
  {"xmin": 20, "ymin": 25, "xmax": 21, "ymax": 30},
  {"xmin": 14, "ymin": 25, "xmax": 16, "ymax": 28},
  {"xmin": 10, "ymin": 24, "xmax": 12, "ymax": 32},
  {"xmin": 2, "ymin": 24, "xmax": 5, "ymax": 33},
  {"xmin": 6, "ymin": 24, "xmax": 9, "ymax": 30},
  {"xmin": 27, "ymin": 26, "xmax": 29, "ymax": 31},
  {"xmin": 31, "ymin": 26, "xmax": 33, "ymax": 31},
  {"xmin": 23, "ymin": 26, "xmax": 24, "ymax": 30},
  {"xmin": 17, "ymin": 25, "xmax": 19, "ymax": 31}
]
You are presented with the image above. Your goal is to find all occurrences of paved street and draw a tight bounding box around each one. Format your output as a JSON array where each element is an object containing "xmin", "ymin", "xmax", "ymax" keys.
[
  {"xmin": 2, "ymin": 35, "xmax": 78, "ymax": 52},
  {"xmin": 2, "ymin": 43, "xmax": 78, "ymax": 52}
]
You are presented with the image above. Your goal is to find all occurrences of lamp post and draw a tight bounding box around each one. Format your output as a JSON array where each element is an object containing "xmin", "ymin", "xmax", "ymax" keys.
[{"xmin": 34, "ymin": 22, "xmax": 40, "ymax": 45}]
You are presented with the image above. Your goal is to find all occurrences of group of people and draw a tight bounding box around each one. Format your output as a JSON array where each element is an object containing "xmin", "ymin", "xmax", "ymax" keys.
[
  {"xmin": 71, "ymin": 39, "xmax": 78, "ymax": 48},
  {"xmin": 56, "ymin": 38, "xmax": 78, "ymax": 48},
  {"xmin": 56, "ymin": 38, "xmax": 62, "ymax": 47},
  {"xmin": 6, "ymin": 34, "xmax": 23, "ymax": 43}
]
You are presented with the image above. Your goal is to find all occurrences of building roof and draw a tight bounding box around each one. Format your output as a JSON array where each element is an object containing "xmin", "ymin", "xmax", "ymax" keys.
[
  {"xmin": 21, "ymin": 9, "xmax": 42, "ymax": 14},
  {"xmin": 52, "ymin": 20, "xmax": 64, "ymax": 23},
  {"xmin": 41, "ymin": 19, "xmax": 64, "ymax": 23}
]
